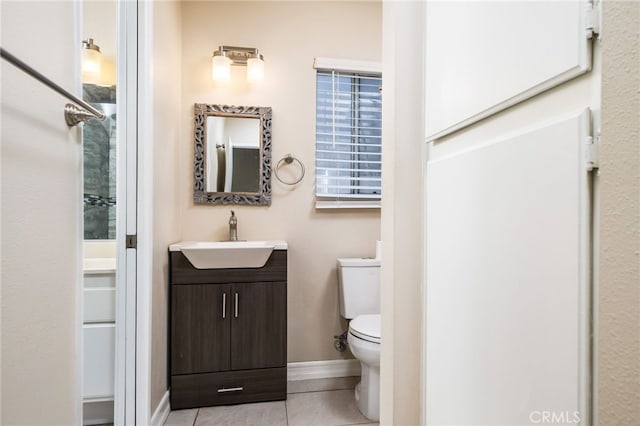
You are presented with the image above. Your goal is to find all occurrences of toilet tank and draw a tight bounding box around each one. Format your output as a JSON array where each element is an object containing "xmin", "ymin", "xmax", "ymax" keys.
[{"xmin": 337, "ymin": 257, "xmax": 380, "ymax": 319}]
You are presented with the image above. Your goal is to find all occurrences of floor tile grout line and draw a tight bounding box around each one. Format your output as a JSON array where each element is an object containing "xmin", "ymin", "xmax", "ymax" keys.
[
  {"xmin": 284, "ymin": 397, "xmax": 290, "ymax": 426},
  {"xmin": 287, "ymin": 387, "xmax": 354, "ymax": 395},
  {"xmin": 192, "ymin": 408, "xmax": 199, "ymax": 426}
]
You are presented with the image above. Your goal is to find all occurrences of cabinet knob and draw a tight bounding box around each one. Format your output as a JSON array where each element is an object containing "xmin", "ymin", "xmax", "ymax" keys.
[{"xmin": 234, "ymin": 292, "xmax": 239, "ymax": 318}]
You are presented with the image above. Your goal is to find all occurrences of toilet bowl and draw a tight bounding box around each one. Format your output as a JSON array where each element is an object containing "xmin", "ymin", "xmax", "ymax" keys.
[{"xmin": 348, "ymin": 314, "xmax": 381, "ymax": 421}]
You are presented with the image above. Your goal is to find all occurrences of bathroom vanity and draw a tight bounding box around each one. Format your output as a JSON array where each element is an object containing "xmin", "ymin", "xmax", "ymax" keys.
[
  {"xmin": 83, "ymin": 241, "xmax": 117, "ymax": 425},
  {"xmin": 168, "ymin": 242, "xmax": 287, "ymax": 409}
]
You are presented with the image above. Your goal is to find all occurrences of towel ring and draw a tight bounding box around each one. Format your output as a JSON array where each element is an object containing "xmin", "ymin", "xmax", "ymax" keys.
[{"xmin": 274, "ymin": 154, "xmax": 305, "ymax": 185}]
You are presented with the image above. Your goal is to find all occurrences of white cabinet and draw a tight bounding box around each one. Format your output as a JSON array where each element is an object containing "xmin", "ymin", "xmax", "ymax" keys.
[{"xmin": 83, "ymin": 270, "xmax": 116, "ymax": 425}]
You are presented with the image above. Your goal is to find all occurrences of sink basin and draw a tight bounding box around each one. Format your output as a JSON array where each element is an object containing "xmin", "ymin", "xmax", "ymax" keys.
[{"xmin": 169, "ymin": 240, "xmax": 287, "ymax": 269}]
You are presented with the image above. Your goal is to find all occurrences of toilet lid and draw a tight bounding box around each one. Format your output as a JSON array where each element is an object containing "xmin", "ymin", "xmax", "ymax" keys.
[{"xmin": 349, "ymin": 314, "xmax": 381, "ymax": 344}]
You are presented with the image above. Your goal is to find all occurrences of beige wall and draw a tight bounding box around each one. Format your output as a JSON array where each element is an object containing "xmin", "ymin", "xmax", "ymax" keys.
[
  {"xmin": 380, "ymin": 2, "xmax": 424, "ymax": 425},
  {"xmin": 179, "ymin": 1, "xmax": 382, "ymax": 363},
  {"xmin": 150, "ymin": 0, "xmax": 183, "ymax": 413},
  {"xmin": 598, "ymin": 1, "xmax": 640, "ymax": 423},
  {"xmin": 1, "ymin": 1, "xmax": 81, "ymax": 424}
]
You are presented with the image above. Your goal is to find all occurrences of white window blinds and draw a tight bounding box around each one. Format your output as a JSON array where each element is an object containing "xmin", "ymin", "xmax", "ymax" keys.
[{"xmin": 315, "ymin": 66, "xmax": 382, "ymax": 205}]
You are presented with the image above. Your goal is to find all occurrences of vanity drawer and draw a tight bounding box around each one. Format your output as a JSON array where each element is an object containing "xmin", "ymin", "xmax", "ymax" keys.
[
  {"xmin": 84, "ymin": 287, "xmax": 116, "ymax": 322},
  {"xmin": 84, "ymin": 273, "xmax": 116, "ymax": 288},
  {"xmin": 170, "ymin": 367, "xmax": 286, "ymax": 409},
  {"xmin": 83, "ymin": 323, "xmax": 115, "ymax": 399}
]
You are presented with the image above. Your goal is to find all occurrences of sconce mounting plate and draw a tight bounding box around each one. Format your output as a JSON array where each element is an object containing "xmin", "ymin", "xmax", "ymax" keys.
[{"xmin": 214, "ymin": 45, "xmax": 263, "ymax": 66}]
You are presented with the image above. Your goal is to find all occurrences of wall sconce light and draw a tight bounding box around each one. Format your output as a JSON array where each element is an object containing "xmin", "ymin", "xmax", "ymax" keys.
[
  {"xmin": 82, "ymin": 38, "xmax": 102, "ymax": 81},
  {"xmin": 212, "ymin": 45, "xmax": 264, "ymax": 83}
]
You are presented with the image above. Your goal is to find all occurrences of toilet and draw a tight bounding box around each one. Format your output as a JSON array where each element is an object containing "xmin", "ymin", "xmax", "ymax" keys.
[{"xmin": 337, "ymin": 242, "xmax": 381, "ymax": 421}]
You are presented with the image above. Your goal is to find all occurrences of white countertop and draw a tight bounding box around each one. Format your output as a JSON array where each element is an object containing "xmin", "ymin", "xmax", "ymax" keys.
[
  {"xmin": 83, "ymin": 257, "xmax": 116, "ymax": 274},
  {"xmin": 169, "ymin": 240, "xmax": 288, "ymax": 251}
]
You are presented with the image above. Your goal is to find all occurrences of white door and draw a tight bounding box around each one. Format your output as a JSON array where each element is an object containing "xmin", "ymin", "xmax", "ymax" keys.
[
  {"xmin": 424, "ymin": 1, "xmax": 599, "ymax": 425},
  {"xmin": 1, "ymin": 2, "xmax": 84, "ymax": 424}
]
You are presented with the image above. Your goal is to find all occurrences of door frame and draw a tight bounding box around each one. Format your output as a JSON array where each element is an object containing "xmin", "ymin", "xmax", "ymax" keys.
[
  {"xmin": 113, "ymin": 0, "xmax": 154, "ymax": 424},
  {"xmin": 135, "ymin": 0, "xmax": 155, "ymax": 424},
  {"xmin": 113, "ymin": 0, "xmax": 139, "ymax": 424}
]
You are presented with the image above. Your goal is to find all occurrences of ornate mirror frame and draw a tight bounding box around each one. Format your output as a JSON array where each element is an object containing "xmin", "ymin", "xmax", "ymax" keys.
[{"xmin": 193, "ymin": 103, "xmax": 272, "ymax": 206}]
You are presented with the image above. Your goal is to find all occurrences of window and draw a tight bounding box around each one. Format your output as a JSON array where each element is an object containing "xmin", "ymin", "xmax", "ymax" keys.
[{"xmin": 314, "ymin": 58, "xmax": 382, "ymax": 208}]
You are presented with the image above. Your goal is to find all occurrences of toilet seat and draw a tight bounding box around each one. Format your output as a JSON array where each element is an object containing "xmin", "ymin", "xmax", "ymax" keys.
[{"xmin": 349, "ymin": 314, "xmax": 381, "ymax": 344}]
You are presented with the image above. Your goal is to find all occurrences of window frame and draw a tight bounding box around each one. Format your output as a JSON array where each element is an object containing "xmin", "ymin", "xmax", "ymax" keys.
[{"xmin": 313, "ymin": 57, "xmax": 383, "ymax": 209}]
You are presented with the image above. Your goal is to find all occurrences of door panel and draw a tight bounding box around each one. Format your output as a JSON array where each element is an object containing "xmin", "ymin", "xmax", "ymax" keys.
[
  {"xmin": 83, "ymin": 324, "xmax": 116, "ymax": 398},
  {"xmin": 1, "ymin": 1, "xmax": 80, "ymax": 424},
  {"xmin": 426, "ymin": 111, "xmax": 591, "ymax": 425},
  {"xmin": 231, "ymin": 282, "xmax": 287, "ymax": 370},
  {"xmin": 425, "ymin": 1, "xmax": 593, "ymax": 140},
  {"xmin": 172, "ymin": 284, "xmax": 230, "ymax": 374}
]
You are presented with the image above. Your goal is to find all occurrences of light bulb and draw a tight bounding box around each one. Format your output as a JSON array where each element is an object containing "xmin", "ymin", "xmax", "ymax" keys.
[
  {"xmin": 83, "ymin": 49, "xmax": 101, "ymax": 74},
  {"xmin": 247, "ymin": 56, "xmax": 264, "ymax": 83},
  {"xmin": 82, "ymin": 39, "xmax": 102, "ymax": 83},
  {"xmin": 212, "ymin": 55, "xmax": 231, "ymax": 81}
]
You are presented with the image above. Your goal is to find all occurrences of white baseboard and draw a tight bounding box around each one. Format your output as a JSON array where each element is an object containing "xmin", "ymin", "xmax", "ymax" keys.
[
  {"xmin": 287, "ymin": 359, "xmax": 361, "ymax": 381},
  {"xmin": 150, "ymin": 390, "xmax": 170, "ymax": 426}
]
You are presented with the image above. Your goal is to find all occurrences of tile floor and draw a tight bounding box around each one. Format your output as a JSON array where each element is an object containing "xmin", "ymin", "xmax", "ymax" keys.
[{"xmin": 164, "ymin": 376, "xmax": 379, "ymax": 426}]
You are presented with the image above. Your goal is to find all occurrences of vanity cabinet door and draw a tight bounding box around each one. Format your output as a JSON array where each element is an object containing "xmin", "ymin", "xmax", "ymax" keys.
[
  {"xmin": 171, "ymin": 284, "xmax": 231, "ymax": 375},
  {"xmin": 230, "ymin": 281, "xmax": 287, "ymax": 371}
]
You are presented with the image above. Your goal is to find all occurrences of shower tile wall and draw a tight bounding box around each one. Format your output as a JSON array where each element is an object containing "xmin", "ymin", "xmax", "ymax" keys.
[{"xmin": 83, "ymin": 84, "xmax": 116, "ymax": 240}]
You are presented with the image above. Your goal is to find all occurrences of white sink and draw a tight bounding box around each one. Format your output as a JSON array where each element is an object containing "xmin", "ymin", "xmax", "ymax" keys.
[{"xmin": 169, "ymin": 240, "xmax": 287, "ymax": 269}]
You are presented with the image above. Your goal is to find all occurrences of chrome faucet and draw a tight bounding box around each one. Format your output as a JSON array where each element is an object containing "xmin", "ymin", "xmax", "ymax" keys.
[{"xmin": 228, "ymin": 210, "xmax": 238, "ymax": 241}]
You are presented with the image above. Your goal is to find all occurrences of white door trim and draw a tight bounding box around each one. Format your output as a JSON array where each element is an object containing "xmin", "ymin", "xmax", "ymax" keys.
[
  {"xmin": 74, "ymin": 1, "xmax": 84, "ymax": 423},
  {"xmin": 136, "ymin": 0, "xmax": 155, "ymax": 424},
  {"xmin": 114, "ymin": 0, "xmax": 142, "ymax": 424}
]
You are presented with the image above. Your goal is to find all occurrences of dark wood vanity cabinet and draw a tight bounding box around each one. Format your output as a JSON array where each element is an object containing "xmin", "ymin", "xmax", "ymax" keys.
[{"xmin": 169, "ymin": 250, "xmax": 287, "ymax": 409}]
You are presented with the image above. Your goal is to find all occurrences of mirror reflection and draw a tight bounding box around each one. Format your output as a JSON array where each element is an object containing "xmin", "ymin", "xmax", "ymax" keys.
[
  {"xmin": 83, "ymin": 84, "xmax": 116, "ymax": 239},
  {"xmin": 206, "ymin": 116, "xmax": 260, "ymax": 193},
  {"xmin": 194, "ymin": 104, "xmax": 272, "ymax": 206}
]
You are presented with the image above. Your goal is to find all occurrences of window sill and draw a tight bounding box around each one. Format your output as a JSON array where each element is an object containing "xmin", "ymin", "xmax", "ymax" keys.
[{"xmin": 315, "ymin": 200, "xmax": 381, "ymax": 209}]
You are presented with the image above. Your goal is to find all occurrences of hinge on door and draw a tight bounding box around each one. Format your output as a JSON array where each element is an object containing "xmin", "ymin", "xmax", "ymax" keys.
[
  {"xmin": 585, "ymin": 134, "xmax": 600, "ymax": 171},
  {"xmin": 585, "ymin": 0, "xmax": 601, "ymax": 40},
  {"xmin": 126, "ymin": 234, "xmax": 137, "ymax": 249}
]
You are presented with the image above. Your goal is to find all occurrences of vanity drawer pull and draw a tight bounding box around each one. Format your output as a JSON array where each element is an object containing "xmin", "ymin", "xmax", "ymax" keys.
[
  {"xmin": 217, "ymin": 386, "xmax": 243, "ymax": 393},
  {"xmin": 222, "ymin": 293, "xmax": 226, "ymax": 319}
]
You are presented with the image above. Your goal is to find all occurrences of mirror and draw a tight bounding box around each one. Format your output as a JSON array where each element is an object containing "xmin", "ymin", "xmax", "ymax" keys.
[
  {"xmin": 194, "ymin": 104, "xmax": 272, "ymax": 205},
  {"xmin": 83, "ymin": 83, "xmax": 117, "ymax": 239}
]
